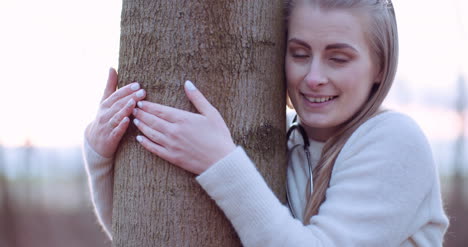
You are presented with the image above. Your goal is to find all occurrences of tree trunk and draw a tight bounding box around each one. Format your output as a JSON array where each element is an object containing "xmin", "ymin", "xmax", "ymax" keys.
[{"xmin": 113, "ymin": 1, "xmax": 286, "ymax": 246}]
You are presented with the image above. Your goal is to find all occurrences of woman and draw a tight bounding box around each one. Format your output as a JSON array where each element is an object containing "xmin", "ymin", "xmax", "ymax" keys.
[{"xmin": 84, "ymin": 0, "xmax": 449, "ymax": 245}]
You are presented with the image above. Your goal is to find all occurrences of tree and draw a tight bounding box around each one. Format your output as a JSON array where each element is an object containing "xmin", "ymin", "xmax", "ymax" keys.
[
  {"xmin": 113, "ymin": 1, "xmax": 286, "ymax": 246},
  {"xmin": 0, "ymin": 143, "xmax": 17, "ymax": 247}
]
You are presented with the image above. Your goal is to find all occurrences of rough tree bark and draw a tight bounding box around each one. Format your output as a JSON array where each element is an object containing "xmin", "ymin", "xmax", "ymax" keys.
[{"xmin": 113, "ymin": 1, "xmax": 286, "ymax": 246}]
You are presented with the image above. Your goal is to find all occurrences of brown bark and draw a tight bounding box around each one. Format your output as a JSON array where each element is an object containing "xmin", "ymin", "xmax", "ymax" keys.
[{"xmin": 113, "ymin": 1, "xmax": 286, "ymax": 246}]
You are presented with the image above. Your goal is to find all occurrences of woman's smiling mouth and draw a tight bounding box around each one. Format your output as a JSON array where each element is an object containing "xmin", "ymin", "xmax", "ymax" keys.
[{"xmin": 302, "ymin": 94, "xmax": 338, "ymax": 104}]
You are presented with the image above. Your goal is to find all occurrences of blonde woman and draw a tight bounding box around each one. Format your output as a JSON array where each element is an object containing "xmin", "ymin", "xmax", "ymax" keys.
[{"xmin": 84, "ymin": 0, "xmax": 449, "ymax": 245}]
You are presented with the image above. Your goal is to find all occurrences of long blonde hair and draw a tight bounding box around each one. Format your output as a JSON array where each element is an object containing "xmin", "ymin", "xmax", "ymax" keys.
[{"xmin": 285, "ymin": 0, "xmax": 399, "ymax": 222}]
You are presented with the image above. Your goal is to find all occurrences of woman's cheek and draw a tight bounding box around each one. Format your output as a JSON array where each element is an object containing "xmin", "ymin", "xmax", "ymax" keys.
[{"xmin": 286, "ymin": 64, "xmax": 306, "ymax": 85}]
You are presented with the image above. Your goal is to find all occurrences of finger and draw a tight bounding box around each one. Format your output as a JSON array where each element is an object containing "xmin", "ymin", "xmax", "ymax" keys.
[
  {"xmin": 108, "ymin": 114, "xmax": 121, "ymax": 129},
  {"xmin": 101, "ymin": 68, "xmax": 118, "ymax": 102},
  {"xmin": 136, "ymin": 101, "xmax": 189, "ymax": 123},
  {"xmin": 109, "ymin": 117, "xmax": 130, "ymax": 143},
  {"xmin": 133, "ymin": 107, "xmax": 171, "ymax": 132},
  {"xmin": 107, "ymin": 99, "xmax": 133, "ymax": 128},
  {"xmin": 102, "ymin": 82, "xmax": 142, "ymax": 108},
  {"xmin": 184, "ymin": 80, "xmax": 216, "ymax": 116},
  {"xmin": 107, "ymin": 98, "xmax": 136, "ymax": 127},
  {"xmin": 136, "ymin": 135, "xmax": 170, "ymax": 160},
  {"xmin": 133, "ymin": 118, "xmax": 168, "ymax": 145},
  {"xmin": 100, "ymin": 89, "xmax": 145, "ymax": 123},
  {"xmin": 114, "ymin": 88, "xmax": 146, "ymax": 109}
]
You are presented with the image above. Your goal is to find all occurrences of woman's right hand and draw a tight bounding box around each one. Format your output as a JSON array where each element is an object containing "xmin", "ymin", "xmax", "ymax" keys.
[{"xmin": 85, "ymin": 68, "xmax": 146, "ymax": 158}]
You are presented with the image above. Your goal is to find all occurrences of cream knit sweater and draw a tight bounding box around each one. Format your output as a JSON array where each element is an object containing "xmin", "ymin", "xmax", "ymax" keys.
[{"xmin": 83, "ymin": 111, "xmax": 449, "ymax": 246}]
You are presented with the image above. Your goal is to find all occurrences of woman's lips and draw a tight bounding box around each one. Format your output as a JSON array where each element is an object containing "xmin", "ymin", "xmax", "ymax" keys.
[
  {"xmin": 301, "ymin": 93, "xmax": 338, "ymax": 105},
  {"xmin": 304, "ymin": 95, "xmax": 337, "ymax": 103}
]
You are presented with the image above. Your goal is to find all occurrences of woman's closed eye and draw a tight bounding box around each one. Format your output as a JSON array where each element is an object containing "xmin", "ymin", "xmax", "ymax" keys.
[
  {"xmin": 329, "ymin": 54, "xmax": 351, "ymax": 64},
  {"xmin": 288, "ymin": 47, "xmax": 310, "ymax": 59},
  {"xmin": 293, "ymin": 53, "xmax": 310, "ymax": 58},
  {"xmin": 330, "ymin": 57, "xmax": 349, "ymax": 63},
  {"xmin": 291, "ymin": 50, "xmax": 310, "ymax": 58}
]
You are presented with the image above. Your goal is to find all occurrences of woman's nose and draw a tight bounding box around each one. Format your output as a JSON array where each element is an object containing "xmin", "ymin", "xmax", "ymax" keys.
[{"xmin": 304, "ymin": 60, "xmax": 328, "ymax": 88}]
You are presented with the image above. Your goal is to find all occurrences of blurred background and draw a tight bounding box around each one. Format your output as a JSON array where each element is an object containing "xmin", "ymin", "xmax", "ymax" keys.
[{"xmin": 0, "ymin": 0, "xmax": 466, "ymax": 246}]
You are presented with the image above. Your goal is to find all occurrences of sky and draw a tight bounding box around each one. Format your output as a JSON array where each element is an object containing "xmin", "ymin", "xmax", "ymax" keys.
[{"xmin": 0, "ymin": 0, "xmax": 467, "ymax": 149}]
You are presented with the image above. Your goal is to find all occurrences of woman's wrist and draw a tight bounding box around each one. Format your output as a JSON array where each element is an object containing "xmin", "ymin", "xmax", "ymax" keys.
[{"xmin": 83, "ymin": 133, "xmax": 114, "ymax": 165}]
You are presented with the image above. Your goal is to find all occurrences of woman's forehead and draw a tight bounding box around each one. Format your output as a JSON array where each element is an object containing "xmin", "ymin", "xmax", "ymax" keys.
[{"xmin": 287, "ymin": 6, "xmax": 370, "ymax": 50}]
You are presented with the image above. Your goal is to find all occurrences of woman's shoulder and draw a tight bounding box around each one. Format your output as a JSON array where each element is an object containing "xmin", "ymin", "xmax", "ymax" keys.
[
  {"xmin": 349, "ymin": 110, "xmax": 428, "ymax": 144},
  {"xmin": 331, "ymin": 110, "xmax": 438, "ymax": 202},
  {"xmin": 338, "ymin": 110, "xmax": 433, "ymax": 165}
]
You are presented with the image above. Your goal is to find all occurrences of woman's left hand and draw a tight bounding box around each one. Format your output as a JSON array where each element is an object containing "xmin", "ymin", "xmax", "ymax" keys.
[{"xmin": 132, "ymin": 80, "xmax": 236, "ymax": 175}]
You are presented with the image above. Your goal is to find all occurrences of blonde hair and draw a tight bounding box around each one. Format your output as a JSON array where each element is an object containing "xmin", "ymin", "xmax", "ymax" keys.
[{"xmin": 285, "ymin": 0, "xmax": 399, "ymax": 222}]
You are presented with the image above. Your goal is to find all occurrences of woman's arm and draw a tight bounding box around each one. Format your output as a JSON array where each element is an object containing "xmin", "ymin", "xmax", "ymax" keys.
[
  {"xmin": 82, "ymin": 138, "xmax": 114, "ymax": 239},
  {"xmin": 83, "ymin": 68, "xmax": 146, "ymax": 239},
  {"xmin": 197, "ymin": 113, "xmax": 447, "ymax": 247},
  {"xmin": 133, "ymin": 83, "xmax": 447, "ymax": 246}
]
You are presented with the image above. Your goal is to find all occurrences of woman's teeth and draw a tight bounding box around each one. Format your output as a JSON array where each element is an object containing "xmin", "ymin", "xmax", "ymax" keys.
[{"xmin": 305, "ymin": 96, "xmax": 335, "ymax": 103}]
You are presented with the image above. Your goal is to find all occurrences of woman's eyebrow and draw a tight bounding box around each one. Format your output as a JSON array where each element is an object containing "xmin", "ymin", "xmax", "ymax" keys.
[
  {"xmin": 288, "ymin": 39, "xmax": 358, "ymax": 53},
  {"xmin": 326, "ymin": 43, "xmax": 358, "ymax": 52},
  {"xmin": 287, "ymin": 38, "xmax": 311, "ymax": 49}
]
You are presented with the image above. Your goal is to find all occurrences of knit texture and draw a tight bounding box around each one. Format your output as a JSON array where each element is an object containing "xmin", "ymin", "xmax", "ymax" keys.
[
  {"xmin": 197, "ymin": 111, "xmax": 449, "ymax": 246},
  {"xmin": 82, "ymin": 139, "xmax": 114, "ymax": 240}
]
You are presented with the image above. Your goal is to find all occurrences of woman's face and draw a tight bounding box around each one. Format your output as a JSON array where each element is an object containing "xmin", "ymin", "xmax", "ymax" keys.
[{"xmin": 286, "ymin": 5, "xmax": 380, "ymax": 141}]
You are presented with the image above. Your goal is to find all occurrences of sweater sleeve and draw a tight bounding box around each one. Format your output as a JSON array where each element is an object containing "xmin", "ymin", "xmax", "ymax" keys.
[
  {"xmin": 82, "ymin": 138, "xmax": 114, "ymax": 240},
  {"xmin": 196, "ymin": 112, "xmax": 446, "ymax": 247}
]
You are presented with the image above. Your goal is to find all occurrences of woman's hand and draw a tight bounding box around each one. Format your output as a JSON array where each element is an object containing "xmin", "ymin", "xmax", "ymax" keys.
[
  {"xmin": 132, "ymin": 80, "xmax": 236, "ymax": 174},
  {"xmin": 85, "ymin": 68, "xmax": 147, "ymax": 158}
]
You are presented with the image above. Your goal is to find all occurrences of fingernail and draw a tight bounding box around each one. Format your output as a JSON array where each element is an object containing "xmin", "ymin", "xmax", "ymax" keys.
[
  {"xmin": 136, "ymin": 89, "xmax": 145, "ymax": 98},
  {"xmin": 122, "ymin": 117, "xmax": 129, "ymax": 123},
  {"xmin": 137, "ymin": 101, "xmax": 143, "ymax": 108},
  {"xmin": 185, "ymin": 80, "xmax": 196, "ymax": 91},
  {"xmin": 136, "ymin": 135, "xmax": 143, "ymax": 142},
  {"xmin": 133, "ymin": 108, "xmax": 138, "ymax": 115},
  {"xmin": 109, "ymin": 67, "xmax": 114, "ymax": 74},
  {"xmin": 130, "ymin": 82, "xmax": 140, "ymax": 91},
  {"xmin": 127, "ymin": 98, "xmax": 135, "ymax": 107},
  {"xmin": 133, "ymin": 119, "xmax": 140, "ymax": 126}
]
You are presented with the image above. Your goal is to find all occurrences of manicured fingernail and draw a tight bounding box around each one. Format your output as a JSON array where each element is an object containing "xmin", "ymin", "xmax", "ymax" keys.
[
  {"xmin": 122, "ymin": 117, "xmax": 129, "ymax": 123},
  {"xmin": 127, "ymin": 98, "xmax": 135, "ymax": 107},
  {"xmin": 133, "ymin": 108, "xmax": 138, "ymax": 115},
  {"xmin": 136, "ymin": 89, "xmax": 145, "ymax": 98},
  {"xmin": 133, "ymin": 119, "xmax": 140, "ymax": 126},
  {"xmin": 136, "ymin": 135, "xmax": 143, "ymax": 142},
  {"xmin": 137, "ymin": 101, "xmax": 143, "ymax": 108},
  {"xmin": 130, "ymin": 82, "xmax": 140, "ymax": 91},
  {"xmin": 185, "ymin": 80, "xmax": 196, "ymax": 91}
]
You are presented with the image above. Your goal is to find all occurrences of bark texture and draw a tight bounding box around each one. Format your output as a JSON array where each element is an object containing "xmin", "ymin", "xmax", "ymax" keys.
[{"xmin": 113, "ymin": 1, "xmax": 286, "ymax": 246}]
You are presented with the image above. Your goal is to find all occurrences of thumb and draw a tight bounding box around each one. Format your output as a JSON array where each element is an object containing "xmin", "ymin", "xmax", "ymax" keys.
[
  {"xmin": 101, "ymin": 68, "xmax": 118, "ymax": 102},
  {"xmin": 184, "ymin": 80, "xmax": 215, "ymax": 116}
]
